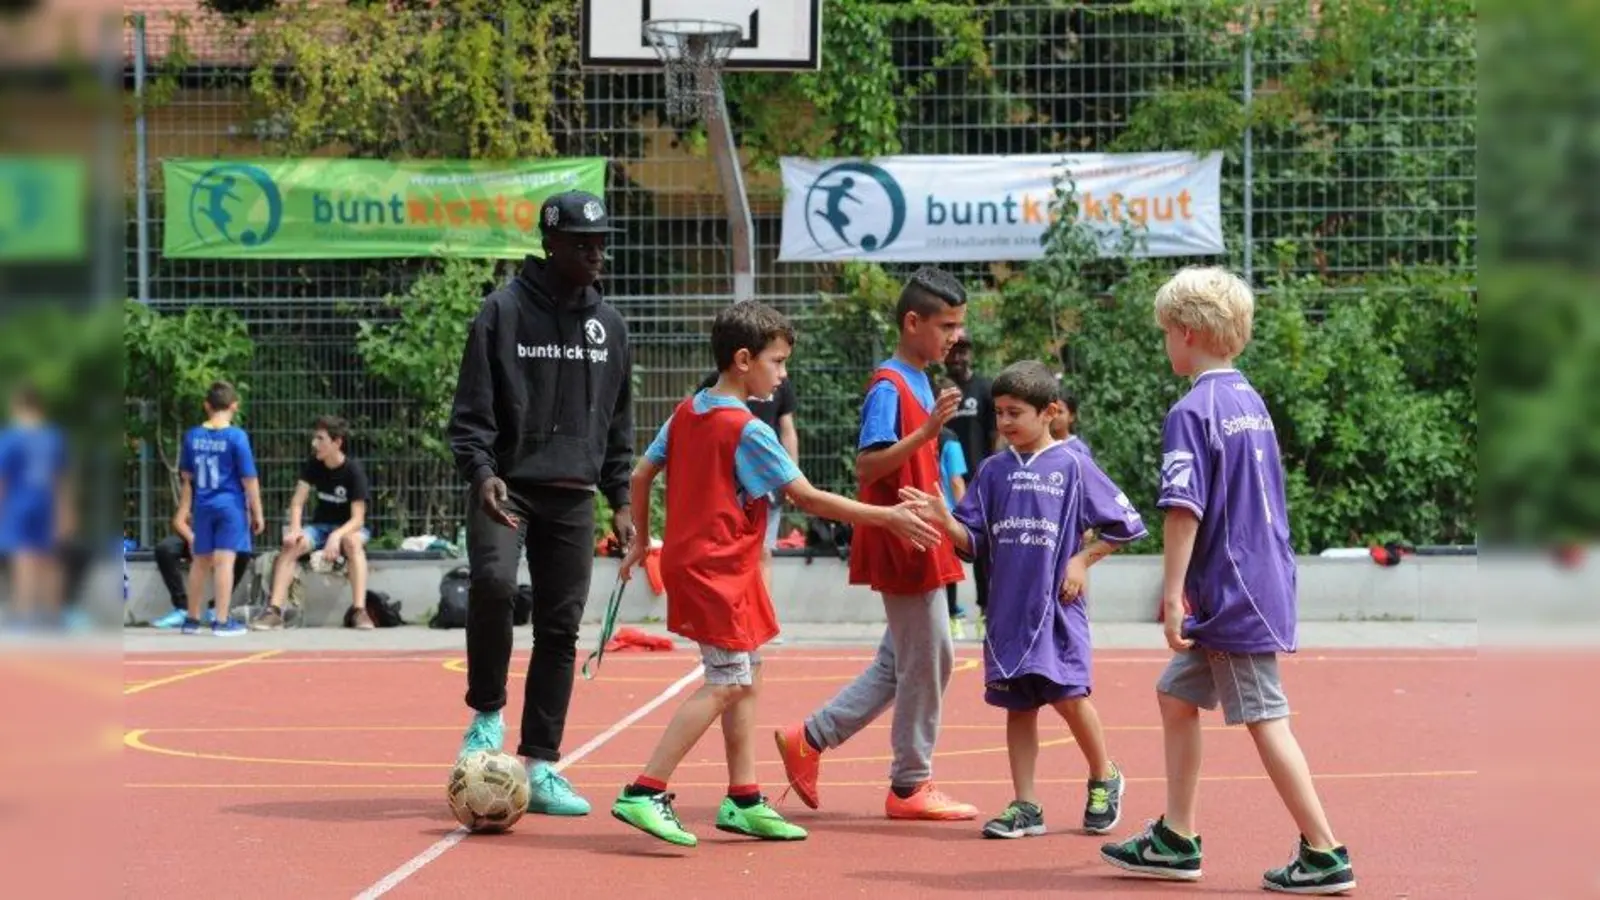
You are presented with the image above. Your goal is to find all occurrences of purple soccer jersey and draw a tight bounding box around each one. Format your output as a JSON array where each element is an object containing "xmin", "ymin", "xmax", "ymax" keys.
[
  {"xmin": 1157, "ymin": 368, "xmax": 1299, "ymax": 654},
  {"xmin": 953, "ymin": 442, "xmax": 1148, "ymax": 692}
]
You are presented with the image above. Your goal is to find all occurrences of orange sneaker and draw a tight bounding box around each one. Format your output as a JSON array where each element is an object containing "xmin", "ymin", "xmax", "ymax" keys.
[
  {"xmin": 774, "ymin": 723, "xmax": 821, "ymax": 809},
  {"xmin": 885, "ymin": 782, "xmax": 979, "ymax": 821}
]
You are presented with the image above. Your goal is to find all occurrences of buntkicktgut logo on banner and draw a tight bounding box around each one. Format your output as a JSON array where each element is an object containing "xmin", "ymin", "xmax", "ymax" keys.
[
  {"xmin": 802, "ymin": 161, "xmax": 908, "ymax": 255},
  {"xmin": 188, "ymin": 163, "xmax": 284, "ymax": 249},
  {"xmin": 163, "ymin": 157, "xmax": 608, "ymax": 259},
  {"xmin": 778, "ymin": 152, "xmax": 1226, "ymax": 263}
]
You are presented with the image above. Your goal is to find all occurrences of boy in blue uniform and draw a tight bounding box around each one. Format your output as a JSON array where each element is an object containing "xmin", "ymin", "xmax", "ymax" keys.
[
  {"xmin": 173, "ymin": 381, "xmax": 263, "ymax": 636},
  {"xmin": 0, "ymin": 384, "xmax": 69, "ymax": 624}
]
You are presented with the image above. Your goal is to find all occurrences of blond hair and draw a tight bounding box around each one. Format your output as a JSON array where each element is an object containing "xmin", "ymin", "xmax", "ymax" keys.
[{"xmin": 1152, "ymin": 266, "xmax": 1255, "ymax": 358}]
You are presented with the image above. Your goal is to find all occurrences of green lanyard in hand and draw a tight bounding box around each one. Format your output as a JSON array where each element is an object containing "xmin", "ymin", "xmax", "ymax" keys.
[{"xmin": 581, "ymin": 575, "xmax": 627, "ymax": 680}]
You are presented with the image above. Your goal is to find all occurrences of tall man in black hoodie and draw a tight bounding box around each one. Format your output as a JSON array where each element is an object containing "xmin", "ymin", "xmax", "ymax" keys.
[{"xmin": 448, "ymin": 190, "xmax": 635, "ymax": 817}]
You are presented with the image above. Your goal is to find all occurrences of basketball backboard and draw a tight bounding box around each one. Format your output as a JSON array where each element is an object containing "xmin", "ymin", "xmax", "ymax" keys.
[{"xmin": 581, "ymin": 0, "xmax": 822, "ymax": 71}]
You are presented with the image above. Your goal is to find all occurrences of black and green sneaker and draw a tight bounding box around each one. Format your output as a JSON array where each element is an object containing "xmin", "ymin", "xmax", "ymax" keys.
[
  {"xmin": 715, "ymin": 796, "xmax": 808, "ymax": 841},
  {"xmin": 611, "ymin": 789, "xmax": 697, "ymax": 847},
  {"xmin": 981, "ymin": 801, "xmax": 1046, "ymax": 839},
  {"xmin": 1262, "ymin": 837, "xmax": 1356, "ymax": 895},
  {"xmin": 1083, "ymin": 763, "xmax": 1124, "ymax": 834},
  {"xmin": 1100, "ymin": 817, "xmax": 1203, "ymax": 881}
]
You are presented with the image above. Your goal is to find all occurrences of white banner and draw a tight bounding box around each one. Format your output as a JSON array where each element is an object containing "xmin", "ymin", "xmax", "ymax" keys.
[{"xmin": 777, "ymin": 152, "xmax": 1225, "ymax": 263}]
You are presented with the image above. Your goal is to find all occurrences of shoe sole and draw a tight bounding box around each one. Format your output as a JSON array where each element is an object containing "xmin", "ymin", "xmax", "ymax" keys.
[
  {"xmin": 1100, "ymin": 851, "xmax": 1203, "ymax": 881},
  {"xmin": 887, "ymin": 808, "xmax": 979, "ymax": 821},
  {"xmin": 527, "ymin": 804, "xmax": 591, "ymax": 816},
  {"xmin": 982, "ymin": 823, "xmax": 1047, "ymax": 839},
  {"xmin": 1260, "ymin": 879, "xmax": 1357, "ymax": 895},
  {"xmin": 611, "ymin": 809, "xmax": 697, "ymax": 847},
  {"xmin": 773, "ymin": 730, "xmax": 820, "ymax": 809},
  {"xmin": 715, "ymin": 823, "xmax": 808, "ymax": 841}
]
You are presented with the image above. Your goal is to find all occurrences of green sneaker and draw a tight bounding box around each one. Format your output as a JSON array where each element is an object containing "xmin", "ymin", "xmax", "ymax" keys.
[
  {"xmin": 715, "ymin": 796, "xmax": 808, "ymax": 841},
  {"xmin": 527, "ymin": 762, "xmax": 591, "ymax": 816},
  {"xmin": 612, "ymin": 790, "xmax": 697, "ymax": 847}
]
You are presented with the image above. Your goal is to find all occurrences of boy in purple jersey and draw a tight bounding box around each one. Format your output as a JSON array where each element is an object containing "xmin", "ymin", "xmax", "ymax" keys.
[
  {"xmin": 1099, "ymin": 267, "xmax": 1354, "ymax": 895},
  {"xmin": 173, "ymin": 381, "xmax": 264, "ymax": 637},
  {"xmin": 903, "ymin": 361, "xmax": 1147, "ymax": 841}
]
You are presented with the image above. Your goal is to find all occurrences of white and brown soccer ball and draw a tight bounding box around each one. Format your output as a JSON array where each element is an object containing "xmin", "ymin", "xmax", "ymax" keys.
[{"xmin": 447, "ymin": 750, "xmax": 530, "ymax": 833}]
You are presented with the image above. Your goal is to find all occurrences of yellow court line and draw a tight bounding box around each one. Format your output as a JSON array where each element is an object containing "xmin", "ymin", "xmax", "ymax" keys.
[
  {"xmin": 124, "ymin": 770, "xmax": 1478, "ymax": 791},
  {"xmin": 442, "ymin": 655, "xmax": 982, "ymax": 683},
  {"xmin": 124, "ymin": 650, "xmax": 282, "ymax": 696},
  {"xmin": 123, "ymin": 723, "xmax": 1275, "ymax": 771},
  {"xmin": 1, "ymin": 658, "xmax": 124, "ymax": 699}
]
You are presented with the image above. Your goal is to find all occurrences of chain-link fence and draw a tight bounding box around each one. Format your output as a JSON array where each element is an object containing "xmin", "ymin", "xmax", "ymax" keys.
[{"xmin": 122, "ymin": 2, "xmax": 1476, "ymax": 547}]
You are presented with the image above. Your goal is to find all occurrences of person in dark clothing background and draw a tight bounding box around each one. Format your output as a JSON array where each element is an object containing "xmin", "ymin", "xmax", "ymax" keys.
[
  {"xmin": 448, "ymin": 190, "xmax": 636, "ymax": 818},
  {"xmin": 942, "ymin": 328, "xmax": 998, "ymax": 619}
]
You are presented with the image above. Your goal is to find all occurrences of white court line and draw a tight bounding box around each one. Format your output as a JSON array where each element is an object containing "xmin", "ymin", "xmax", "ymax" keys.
[{"xmin": 351, "ymin": 662, "xmax": 705, "ymax": 900}]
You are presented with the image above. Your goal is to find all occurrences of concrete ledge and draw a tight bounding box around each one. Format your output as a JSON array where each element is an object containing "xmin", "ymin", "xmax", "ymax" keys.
[{"xmin": 122, "ymin": 553, "xmax": 1489, "ymax": 628}]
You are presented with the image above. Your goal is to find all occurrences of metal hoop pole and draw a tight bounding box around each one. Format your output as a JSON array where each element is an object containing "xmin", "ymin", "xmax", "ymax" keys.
[{"xmin": 698, "ymin": 66, "xmax": 755, "ymax": 302}]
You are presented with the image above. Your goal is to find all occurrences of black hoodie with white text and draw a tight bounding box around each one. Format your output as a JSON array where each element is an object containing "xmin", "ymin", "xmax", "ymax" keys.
[{"xmin": 447, "ymin": 256, "xmax": 634, "ymax": 510}]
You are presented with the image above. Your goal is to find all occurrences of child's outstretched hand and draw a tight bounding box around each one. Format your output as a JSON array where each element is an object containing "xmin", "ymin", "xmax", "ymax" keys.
[
  {"xmin": 883, "ymin": 500, "xmax": 943, "ymax": 550},
  {"xmin": 896, "ymin": 486, "xmax": 948, "ymax": 523},
  {"xmin": 618, "ymin": 540, "xmax": 648, "ymax": 583},
  {"xmin": 1060, "ymin": 553, "xmax": 1088, "ymax": 603}
]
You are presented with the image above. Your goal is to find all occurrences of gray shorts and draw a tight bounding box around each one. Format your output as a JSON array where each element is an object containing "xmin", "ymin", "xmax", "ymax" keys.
[
  {"xmin": 1156, "ymin": 648, "xmax": 1290, "ymax": 726},
  {"xmin": 700, "ymin": 644, "xmax": 764, "ymax": 686}
]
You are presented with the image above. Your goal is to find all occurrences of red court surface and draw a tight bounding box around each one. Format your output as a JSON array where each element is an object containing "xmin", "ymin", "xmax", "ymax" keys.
[{"xmin": 121, "ymin": 646, "xmax": 1475, "ymax": 898}]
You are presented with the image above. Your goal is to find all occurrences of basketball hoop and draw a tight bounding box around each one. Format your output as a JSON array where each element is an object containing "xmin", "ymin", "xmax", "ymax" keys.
[{"xmin": 643, "ymin": 18, "xmax": 741, "ymax": 123}]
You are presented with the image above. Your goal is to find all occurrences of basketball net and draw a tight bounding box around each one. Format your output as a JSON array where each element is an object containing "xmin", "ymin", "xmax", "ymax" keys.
[{"xmin": 643, "ymin": 19, "xmax": 741, "ymax": 123}]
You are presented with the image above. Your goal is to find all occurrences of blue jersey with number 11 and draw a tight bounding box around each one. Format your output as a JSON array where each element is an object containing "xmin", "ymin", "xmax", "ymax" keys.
[{"xmin": 180, "ymin": 424, "xmax": 258, "ymax": 510}]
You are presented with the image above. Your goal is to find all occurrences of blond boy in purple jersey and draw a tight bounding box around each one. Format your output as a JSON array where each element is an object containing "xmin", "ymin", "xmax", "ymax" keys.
[{"xmin": 1100, "ymin": 267, "xmax": 1354, "ymax": 896}]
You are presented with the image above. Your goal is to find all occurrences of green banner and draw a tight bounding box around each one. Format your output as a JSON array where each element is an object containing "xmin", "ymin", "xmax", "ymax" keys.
[
  {"xmin": 161, "ymin": 157, "xmax": 607, "ymax": 259},
  {"xmin": 0, "ymin": 156, "xmax": 86, "ymax": 262}
]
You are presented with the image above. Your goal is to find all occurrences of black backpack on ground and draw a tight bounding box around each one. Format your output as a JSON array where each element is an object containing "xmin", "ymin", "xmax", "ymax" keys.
[
  {"xmin": 347, "ymin": 590, "xmax": 405, "ymax": 628},
  {"xmin": 430, "ymin": 566, "xmax": 472, "ymax": 629}
]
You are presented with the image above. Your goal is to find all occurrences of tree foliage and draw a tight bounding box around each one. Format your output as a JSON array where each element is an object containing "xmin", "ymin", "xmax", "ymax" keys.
[
  {"xmin": 123, "ymin": 301, "xmax": 255, "ymax": 510},
  {"xmin": 129, "ymin": 0, "xmax": 1478, "ymax": 550}
]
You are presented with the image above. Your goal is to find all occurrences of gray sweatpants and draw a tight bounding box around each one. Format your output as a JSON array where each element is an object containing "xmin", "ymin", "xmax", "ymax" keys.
[{"xmin": 805, "ymin": 590, "xmax": 955, "ymax": 788}]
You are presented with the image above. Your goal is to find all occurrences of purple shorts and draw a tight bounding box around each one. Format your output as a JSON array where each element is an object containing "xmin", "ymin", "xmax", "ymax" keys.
[{"xmin": 984, "ymin": 673, "xmax": 1090, "ymax": 711}]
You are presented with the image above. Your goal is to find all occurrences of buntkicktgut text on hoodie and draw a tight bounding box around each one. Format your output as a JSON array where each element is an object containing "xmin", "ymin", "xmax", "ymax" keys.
[
  {"xmin": 518, "ymin": 317, "xmax": 611, "ymax": 364},
  {"xmin": 518, "ymin": 343, "xmax": 609, "ymax": 363}
]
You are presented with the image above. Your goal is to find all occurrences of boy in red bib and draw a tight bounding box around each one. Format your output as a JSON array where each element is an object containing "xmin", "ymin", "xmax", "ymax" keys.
[
  {"xmin": 612, "ymin": 301, "xmax": 942, "ymax": 848},
  {"xmin": 775, "ymin": 266, "xmax": 980, "ymax": 821}
]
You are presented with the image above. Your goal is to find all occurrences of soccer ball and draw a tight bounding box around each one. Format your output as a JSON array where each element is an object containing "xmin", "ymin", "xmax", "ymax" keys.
[{"xmin": 447, "ymin": 750, "xmax": 530, "ymax": 833}]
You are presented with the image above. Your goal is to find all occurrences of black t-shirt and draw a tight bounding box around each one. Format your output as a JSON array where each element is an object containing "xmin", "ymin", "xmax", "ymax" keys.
[
  {"xmin": 695, "ymin": 373, "xmax": 797, "ymax": 432},
  {"xmin": 299, "ymin": 456, "xmax": 370, "ymax": 526},
  {"xmin": 946, "ymin": 373, "xmax": 996, "ymax": 472}
]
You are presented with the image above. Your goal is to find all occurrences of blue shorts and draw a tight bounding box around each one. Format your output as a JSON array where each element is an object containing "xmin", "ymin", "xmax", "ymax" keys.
[
  {"xmin": 194, "ymin": 503, "xmax": 251, "ymax": 556},
  {"xmin": 0, "ymin": 496, "xmax": 55, "ymax": 553},
  {"xmin": 984, "ymin": 673, "xmax": 1090, "ymax": 711},
  {"xmin": 304, "ymin": 524, "xmax": 370, "ymax": 550}
]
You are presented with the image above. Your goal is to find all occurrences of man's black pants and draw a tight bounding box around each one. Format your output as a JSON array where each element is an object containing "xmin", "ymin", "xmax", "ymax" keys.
[
  {"xmin": 463, "ymin": 483, "xmax": 595, "ymax": 762},
  {"xmin": 153, "ymin": 534, "xmax": 252, "ymax": 610}
]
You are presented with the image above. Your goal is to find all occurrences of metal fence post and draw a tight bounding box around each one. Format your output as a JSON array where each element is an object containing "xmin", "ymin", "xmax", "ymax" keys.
[
  {"xmin": 134, "ymin": 13, "xmax": 154, "ymax": 547},
  {"xmin": 1241, "ymin": 18, "xmax": 1254, "ymax": 284}
]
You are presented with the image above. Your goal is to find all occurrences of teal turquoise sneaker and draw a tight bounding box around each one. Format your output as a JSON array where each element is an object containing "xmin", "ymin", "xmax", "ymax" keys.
[
  {"xmin": 612, "ymin": 790, "xmax": 697, "ymax": 846},
  {"xmin": 715, "ymin": 796, "xmax": 807, "ymax": 840},
  {"xmin": 527, "ymin": 762, "xmax": 591, "ymax": 816},
  {"xmin": 458, "ymin": 711, "xmax": 504, "ymax": 758}
]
